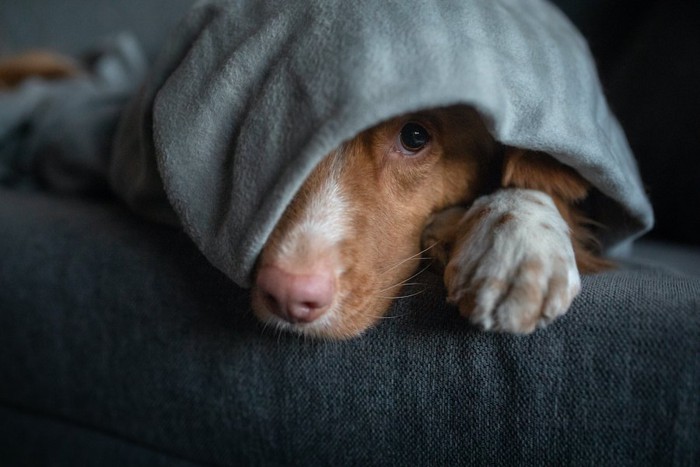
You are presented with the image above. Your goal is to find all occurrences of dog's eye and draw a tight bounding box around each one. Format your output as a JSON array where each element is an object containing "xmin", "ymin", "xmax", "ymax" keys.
[{"xmin": 398, "ymin": 122, "xmax": 430, "ymax": 154}]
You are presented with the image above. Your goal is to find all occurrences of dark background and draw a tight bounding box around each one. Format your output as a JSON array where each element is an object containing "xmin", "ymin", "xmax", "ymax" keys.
[
  {"xmin": 1, "ymin": 0, "xmax": 698, "ymax": 245},
  {"xmin": 557, "ymin": 0, "xmax": 700, "ymax": 246}
]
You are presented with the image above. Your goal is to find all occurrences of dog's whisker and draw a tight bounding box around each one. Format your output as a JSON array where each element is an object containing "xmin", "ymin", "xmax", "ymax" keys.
[
  {"xmin": 276, "ymin": 325, "xmax": 284, "ymax": 345},
  {"xmin": 379, "ymin": 261, "xmax": 434, "ymax": 294},
  {"xmin": 385, "ymin": 244, "xmax": 436, "ymax": 273},
  {"xmin": 260, "ymin": 319, "xmax": 272, "ymax": 337},
  {"xmin": 373, "ymin": 313, "xmax": 407, "ymax": 320},
  {"xmin": 378, "ymin": 287, "xmax": 428, "ymax": 300},
  {"xmin": 377, "ymin": 281, "xmax": 424, "ymax": 293},
  {"xmin": 380, "ymin": 243, "xmax": 438, "ymax": 275},
  {"xmin": 377, "ymin": 282, "xmax": 408, "ymax": 295}
]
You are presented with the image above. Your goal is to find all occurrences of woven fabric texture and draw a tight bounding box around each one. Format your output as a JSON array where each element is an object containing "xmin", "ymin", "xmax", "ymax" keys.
[{"xmin": 0, "ymin": 190, "xmax": 696, "ymax": 466}]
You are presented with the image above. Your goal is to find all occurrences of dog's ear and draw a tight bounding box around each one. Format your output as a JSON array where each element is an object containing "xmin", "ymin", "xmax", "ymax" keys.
[
  {"xmin": 0, "ymin": 51, "xmax": 80, "ymax": 89},
  {"xmin": 502, "ymin": 147, "xmax": 611, "ymax": 273},
  {"xmin": 501, "ymin": 148, "xmax": 589, "ymax": 202}
]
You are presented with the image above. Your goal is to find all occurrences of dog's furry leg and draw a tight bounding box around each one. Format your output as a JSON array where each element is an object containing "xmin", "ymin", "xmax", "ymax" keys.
[{"xmin": 422, "ymin": 149, "xmax": 608, "ymax": 333}]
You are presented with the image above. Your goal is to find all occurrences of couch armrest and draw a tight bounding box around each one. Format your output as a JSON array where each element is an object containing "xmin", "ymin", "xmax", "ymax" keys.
[{"xmin": 1, "ymin": 189, "xmax": 698, "ymax": 465}]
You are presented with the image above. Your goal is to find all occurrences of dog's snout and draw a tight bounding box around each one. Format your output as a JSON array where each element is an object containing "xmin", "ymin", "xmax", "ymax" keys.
[{"xmin": 256, "ymin": 265, "xmax": 335, "ymax": 323}]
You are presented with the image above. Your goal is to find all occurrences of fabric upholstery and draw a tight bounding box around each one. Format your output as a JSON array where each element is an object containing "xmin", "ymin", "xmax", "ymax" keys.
[
  {"xmin": 1, "ymin": 189, "xmax": 697, "ymax": 465},
  {"xmin": 0, "ymin": 406, "xmax": 199, "ymax": 467}
]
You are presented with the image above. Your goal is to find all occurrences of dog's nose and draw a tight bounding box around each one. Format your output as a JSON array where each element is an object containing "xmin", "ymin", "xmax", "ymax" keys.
[{"xmin": 255, "ymin": 265, "xmax": 335, "ymax": 323}]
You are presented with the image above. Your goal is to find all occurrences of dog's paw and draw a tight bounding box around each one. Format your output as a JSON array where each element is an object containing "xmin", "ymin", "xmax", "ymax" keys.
[{"xmin": 436, "ymin": 189, "xmax": 580, "ymax": 334}]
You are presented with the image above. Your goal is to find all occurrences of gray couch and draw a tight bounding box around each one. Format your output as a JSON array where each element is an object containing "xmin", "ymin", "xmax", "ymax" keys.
[{"xmin": 1, "ymin": 1, "xmax": 698, "ymax": 465}]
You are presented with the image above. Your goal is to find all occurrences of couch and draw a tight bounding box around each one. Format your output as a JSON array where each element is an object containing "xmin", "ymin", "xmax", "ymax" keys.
[{"xmin": 1, "ymin": 1, "xmax": 698, "ymax": 465}]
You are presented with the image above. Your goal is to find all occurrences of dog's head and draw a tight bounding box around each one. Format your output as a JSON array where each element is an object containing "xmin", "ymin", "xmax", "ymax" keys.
[{"xmin": 251, "ymin": 106, "xmax": 496, "ymax": 338}]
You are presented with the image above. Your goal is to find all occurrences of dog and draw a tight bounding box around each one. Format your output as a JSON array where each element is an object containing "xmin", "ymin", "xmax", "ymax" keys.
[
  {"xmin": 0, "ymin": 50, "xmax": 79, "ymax": 88},
  {"xmin": 251, "ymin": 106, "xmax": 609, "ymax": 339},
  {"xmin": 1, "ymin": 55, "xmax": 608, "ymax": 339}
]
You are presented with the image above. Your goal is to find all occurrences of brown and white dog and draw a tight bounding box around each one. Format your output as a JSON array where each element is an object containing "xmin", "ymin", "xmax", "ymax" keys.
[
  {"xmin": 2, "ymin": 56, "xmax": 608, "ymax": 339},
  {"xmin": 0, "ymin": 51, "xmax": 79, "ymax": 89},
  {"xmin": 252, "ymin": 106, "xmax": 609, "ymax": 339}
]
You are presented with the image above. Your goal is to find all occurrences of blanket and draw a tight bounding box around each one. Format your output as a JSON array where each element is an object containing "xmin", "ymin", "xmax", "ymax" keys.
[
  {"xmin": 5, "ymin": 0, "xmax": 655, "ymax": 288},
  {"xmin": 0, "ymin": 34, "xmax": 146, "ymax": 193}
]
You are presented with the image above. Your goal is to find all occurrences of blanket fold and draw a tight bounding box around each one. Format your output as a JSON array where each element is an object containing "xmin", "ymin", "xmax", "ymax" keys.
[{"xmin": 0, "ymin": 34, "xmax": 146, "ymax": 193}]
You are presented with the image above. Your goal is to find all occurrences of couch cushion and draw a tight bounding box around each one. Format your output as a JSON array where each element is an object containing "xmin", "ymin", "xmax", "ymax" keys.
[
  {"xmin": 0, "ymin": 405, "xmax": 199, "ymax": 467},
  {"xmin": 0, "ymin": 189, "xmax": 698, "ymax": 465}
]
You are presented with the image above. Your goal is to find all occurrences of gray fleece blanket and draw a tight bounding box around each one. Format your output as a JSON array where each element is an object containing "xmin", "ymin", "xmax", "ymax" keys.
[
  {"xmin": 0, "ymin": 34, "xmax": 146, "ymax": 192},
  {"xmin": 5, "ymin": 0, "xmax": 655, "ymax": 288}
]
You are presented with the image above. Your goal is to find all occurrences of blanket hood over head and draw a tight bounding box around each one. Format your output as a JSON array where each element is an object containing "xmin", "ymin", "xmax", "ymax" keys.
[{"xmin": 111, "ymin": 0, "xmax": 654, "ymax": 287}]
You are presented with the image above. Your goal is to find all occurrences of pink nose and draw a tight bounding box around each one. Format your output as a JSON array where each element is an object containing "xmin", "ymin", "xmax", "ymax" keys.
[{"xmin": 255, "ymin": 265, "xmax": 335, "ymax": 323}]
